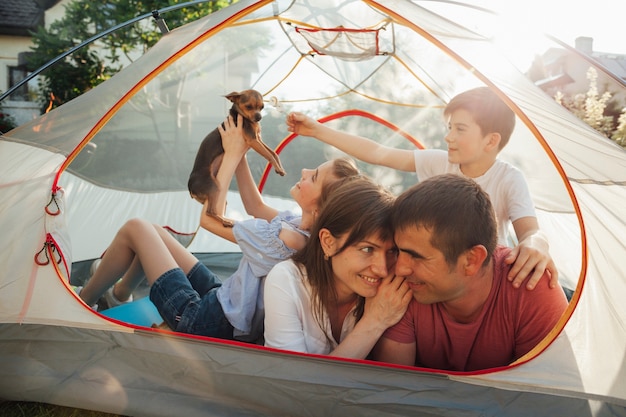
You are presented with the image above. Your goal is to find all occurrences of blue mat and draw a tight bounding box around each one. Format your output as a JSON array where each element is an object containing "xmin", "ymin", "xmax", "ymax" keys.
[{"xmin": 100, "ymin": 297, "xmax": 163, "ymax": 327}]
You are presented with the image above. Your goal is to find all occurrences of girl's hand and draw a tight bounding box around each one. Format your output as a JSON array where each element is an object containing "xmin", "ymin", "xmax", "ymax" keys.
[{"xmin": 218, "ymin": 114, "xmax": 249, "ymax": 157}]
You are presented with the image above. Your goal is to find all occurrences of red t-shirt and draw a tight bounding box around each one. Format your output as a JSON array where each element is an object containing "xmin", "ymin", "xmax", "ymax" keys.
[{"xmin": 382, "ymin": 247, "xmax": 568, "ymax": 371}]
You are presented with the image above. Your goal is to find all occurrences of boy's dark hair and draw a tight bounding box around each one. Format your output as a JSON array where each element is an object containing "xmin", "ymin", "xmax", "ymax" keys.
[
  {"xmin": 444, "ymin": 87, "xmax": 515, "ymax": 150},
  {"xmin": 392, "ymin": 174, "xmax": 497, "ymax": 268}
]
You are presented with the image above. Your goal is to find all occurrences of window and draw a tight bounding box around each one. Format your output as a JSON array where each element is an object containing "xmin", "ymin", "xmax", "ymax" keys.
[{"xmin": 8, "ymin": 66, "xmax": 29, "ymax": 101}]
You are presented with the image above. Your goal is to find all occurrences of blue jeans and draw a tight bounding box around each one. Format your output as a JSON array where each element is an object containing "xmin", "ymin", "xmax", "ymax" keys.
[{"xmin": 149, "ymin": 262, "xmax": 234, "ymax": 339}]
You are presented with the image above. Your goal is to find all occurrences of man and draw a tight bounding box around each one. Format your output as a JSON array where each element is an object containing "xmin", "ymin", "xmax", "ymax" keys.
[{"xmin": 372, "ymin": 174, "xmax": 568, "ymax": 371}]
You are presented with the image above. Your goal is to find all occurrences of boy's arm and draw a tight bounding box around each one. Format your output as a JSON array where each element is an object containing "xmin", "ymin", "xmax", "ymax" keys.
[
  {"xmin": 507, "ymin": 216, "xmax": 559, "ymax": 290},
  {"xmin": 287, "ymin": 112, "xmax": 416, "ymax": 172}
]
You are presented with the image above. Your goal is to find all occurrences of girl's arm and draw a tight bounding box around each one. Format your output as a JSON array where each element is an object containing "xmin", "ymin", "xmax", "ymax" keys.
[
  {"xmin": 220, "ymin": 114, "xmax": 280, "ymax": 222},
  {"xmin": 235, "ymin": 154, "xmax": 279, "ymax": 221},
  {"xmin": 199, "ymin": 115, "xmax": 249, "ymax": 243}
]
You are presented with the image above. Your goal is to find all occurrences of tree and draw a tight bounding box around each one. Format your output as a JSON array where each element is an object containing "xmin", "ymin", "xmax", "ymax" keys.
[
  {"xmin": 554, "ymin": 67, "xmax": 626, "ymax": 148},
  {"xmin": 27, "ymin": 0, "xmax": 232, "ymax": 112},
  {"xmin": 0, "ymin": 100, "xmax": 17, "ymax": 133}
]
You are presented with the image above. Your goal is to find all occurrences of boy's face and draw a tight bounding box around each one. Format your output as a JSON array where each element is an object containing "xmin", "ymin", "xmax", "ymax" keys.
[{"xmin": 444, "ymin": 109, "xmax": 492, "ymax": 165}]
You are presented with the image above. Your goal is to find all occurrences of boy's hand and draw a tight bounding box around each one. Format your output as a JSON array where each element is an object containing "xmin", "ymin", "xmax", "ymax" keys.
[
  {"xmin": 286, "ymin": 112, "xmax": 320, "ymax": 137},
  {"xmin": 505, "ymin": 232, "xmax": 559, "ymax": 290},
  {"xmin": 218, "ymin": 114, "xmax": 249, "ymax": 157}
]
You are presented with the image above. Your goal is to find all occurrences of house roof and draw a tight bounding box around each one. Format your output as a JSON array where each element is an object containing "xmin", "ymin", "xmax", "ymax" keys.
[
  {"xmin": 593, "ymin": 53, "xmax": 626, "ymax": 82},
  {"xmin": 0, "ymin": 0, "xmax": 59, "ymax": 37}
]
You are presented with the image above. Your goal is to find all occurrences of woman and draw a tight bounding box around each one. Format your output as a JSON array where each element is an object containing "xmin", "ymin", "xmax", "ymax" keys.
[
  {"xmin": 264, "ymin": 176, "xmax": 412, "ymax": 358},
  {"xmin": 78, "ymin": 115, "xmax": 359, "ymax": 343}
]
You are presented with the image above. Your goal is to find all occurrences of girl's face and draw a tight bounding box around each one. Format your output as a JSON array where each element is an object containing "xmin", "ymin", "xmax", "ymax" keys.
[
  {"xmin": 327, "ymin": 231, "xmax": 397, "ymax": 302},
  {"xmin": 290, "ymin": 160, "xmax": 336, "ymax": 214}
]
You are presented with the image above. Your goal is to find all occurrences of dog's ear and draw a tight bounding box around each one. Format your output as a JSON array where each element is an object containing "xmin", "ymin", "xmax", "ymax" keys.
[{"xmin": 225, "ymin": 92, "xmax": 241, "ymax": 103}]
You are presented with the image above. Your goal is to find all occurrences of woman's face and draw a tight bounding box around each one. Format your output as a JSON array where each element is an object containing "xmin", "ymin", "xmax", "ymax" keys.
[
  {"xmin": 328, "ymin": 231, "xmax": 397, "ymax": 301},
  {"xmin": 290, "ymin": 160, "xmax": 336, "ymax": 214}
]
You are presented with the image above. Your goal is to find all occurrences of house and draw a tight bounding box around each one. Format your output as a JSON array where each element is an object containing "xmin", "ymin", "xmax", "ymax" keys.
[
  {"xmin": 533, "ymin": 36, "xmax": 626, "ymax": 104},
  {"xmin": 0, "ymin": 0, "xmax": 69, "ymax": 126}
]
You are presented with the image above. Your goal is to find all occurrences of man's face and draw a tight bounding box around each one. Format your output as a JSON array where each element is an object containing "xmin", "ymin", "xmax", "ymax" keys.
[{"xmin": 393, "ymin": 224, "xmax": 465, "ymax": 304}]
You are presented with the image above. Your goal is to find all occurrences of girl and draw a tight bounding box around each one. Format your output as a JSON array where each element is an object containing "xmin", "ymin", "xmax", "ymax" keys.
[
  {"xmin": 264, "ymin": 176, "xmax": 412, "ymax": 357},
  {"xmin": 78, "ymin": 115, "xmax": 359, "ymax": 342}
]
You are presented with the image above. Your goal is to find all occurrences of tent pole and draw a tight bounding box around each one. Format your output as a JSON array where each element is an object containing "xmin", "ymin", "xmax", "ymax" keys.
[{"xmin": 0, "ymin": 0, "xmax": 219, "ymax": 103}]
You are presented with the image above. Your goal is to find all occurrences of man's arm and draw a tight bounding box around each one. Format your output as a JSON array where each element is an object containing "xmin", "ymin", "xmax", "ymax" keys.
[
  {"xmin": 371, "ymin": 336, "xmax": 416, "ymax": 366},
  {"xmin": 287, "ymin": 112, "xmax": 416, "ymax": 172}
]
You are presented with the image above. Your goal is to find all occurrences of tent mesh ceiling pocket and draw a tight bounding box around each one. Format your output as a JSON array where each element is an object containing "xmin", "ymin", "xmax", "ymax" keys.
[{"xmin": 295, "ymin": 25, "xmax": 391, "ymax": 60}]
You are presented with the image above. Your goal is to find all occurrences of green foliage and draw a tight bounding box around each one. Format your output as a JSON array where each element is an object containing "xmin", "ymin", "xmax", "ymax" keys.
[
  {"xmin": 27, "ymin": 0, "xmax": 232, "ymax": 112},
  {"xmin": 0, "ymin": 100, "xmax": 17, "ymax": 133},
  {"xmin": 555, "ymin": 67, "xmax": 626, "ymax": 148},
  {"xmin": 612, "ymin": 108, "xmax": 626, "ymax": 146}
]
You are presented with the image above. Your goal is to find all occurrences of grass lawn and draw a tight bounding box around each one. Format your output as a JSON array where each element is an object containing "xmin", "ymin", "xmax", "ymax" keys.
[{"xmin": 0, "ymin": 401, "xmax": 127, "ymax": 416}]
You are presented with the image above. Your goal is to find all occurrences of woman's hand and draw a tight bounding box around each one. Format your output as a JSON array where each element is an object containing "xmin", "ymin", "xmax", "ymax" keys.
[{"xmin": 362, "ymin": 274, "xmax": 412, "ymax": 331}]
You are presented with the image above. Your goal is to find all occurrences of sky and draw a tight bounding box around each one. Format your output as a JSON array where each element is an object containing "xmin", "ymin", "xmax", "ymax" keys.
[{"xmin": 474, "ymin": 0, "xmax": 624, "ymax": 54}]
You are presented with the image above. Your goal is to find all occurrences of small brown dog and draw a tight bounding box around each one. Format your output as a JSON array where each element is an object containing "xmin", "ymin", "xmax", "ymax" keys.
[{"xmin": 188, "ymin": 90, "xmax": 285, "ymax": 227}]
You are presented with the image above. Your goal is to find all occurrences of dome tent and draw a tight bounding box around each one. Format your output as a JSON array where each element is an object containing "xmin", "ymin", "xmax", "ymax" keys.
[{"xmin": 0, "ymin": 0, "xmax": 625, "ymax": 415}]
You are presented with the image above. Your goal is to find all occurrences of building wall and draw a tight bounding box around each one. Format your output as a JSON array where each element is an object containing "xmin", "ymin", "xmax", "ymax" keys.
[
  {"xmin": 0, "ymin": 0, "xmax": 71, "ymax": 127},
  {"xmin": 0, "ymin": 35, "xmax": 40, "ymax": 125}
]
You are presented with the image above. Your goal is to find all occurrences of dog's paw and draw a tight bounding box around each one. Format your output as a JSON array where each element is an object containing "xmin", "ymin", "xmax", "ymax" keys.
[
  {"xmin": 221, "ymin": 218, "xmax": 235, "ymax": 228},
  {"xmin": 275, "ymin": 167, "xmax": 286, "ymax": 176}
]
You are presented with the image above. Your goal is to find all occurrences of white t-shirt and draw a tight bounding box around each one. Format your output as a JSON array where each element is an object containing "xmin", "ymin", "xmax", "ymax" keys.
[
  {"xmin": 264, "ymin": 259, "xmax": 357, "ymax": 354},
  {"xmin": 413, "ymin": 149, "xmax": 536, "ymax": 245}
]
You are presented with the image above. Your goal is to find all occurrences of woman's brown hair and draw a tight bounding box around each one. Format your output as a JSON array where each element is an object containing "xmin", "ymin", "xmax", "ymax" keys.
[{"xmin": 293, "ymin": 175, "xmax": 395, "ymax": 344}]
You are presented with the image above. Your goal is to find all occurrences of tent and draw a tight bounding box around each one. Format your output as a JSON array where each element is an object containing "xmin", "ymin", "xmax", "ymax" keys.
[{"xmin": 1, "ymin": 0, "xmax": 625, "ymax": 415}]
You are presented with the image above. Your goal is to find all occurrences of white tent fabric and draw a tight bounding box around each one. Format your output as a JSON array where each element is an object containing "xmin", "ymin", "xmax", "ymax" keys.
[{"xmin": 1, "ymin": 0, "xmax": 625, "ymax": 415}]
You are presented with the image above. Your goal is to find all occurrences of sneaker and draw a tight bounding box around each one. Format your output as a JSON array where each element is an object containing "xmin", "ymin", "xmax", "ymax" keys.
[
  {"xmin": 90, "ymin": 258, "xmax": 101, "ymax": 277},
  {"xmin": 72, "ymin": 286, "xmax": 98, "ymax": 311},
  {"xmin": 103, "ymin": 284, "xmax": 133, "ymax": 308}
]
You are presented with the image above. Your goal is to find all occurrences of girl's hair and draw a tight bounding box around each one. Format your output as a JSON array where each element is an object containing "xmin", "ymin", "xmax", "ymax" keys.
[
  {"xmin": 293, "ymin": 175, "xmax": 395, "ymax": 345},
  {"xmin": 314, "ymin": 156, "xmax": 360, "ymax": 212}
]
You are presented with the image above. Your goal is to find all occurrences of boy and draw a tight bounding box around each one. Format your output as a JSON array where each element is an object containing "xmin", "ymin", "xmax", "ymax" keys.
[{"xmin": 286, "ymin": 87, "xmax": 557, "ymax": 290}]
